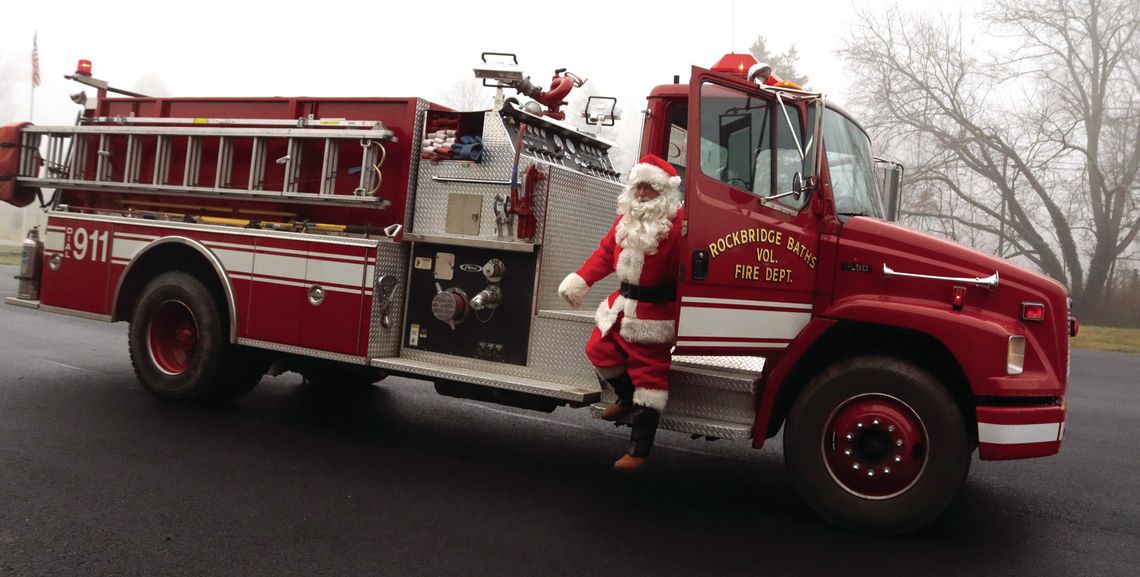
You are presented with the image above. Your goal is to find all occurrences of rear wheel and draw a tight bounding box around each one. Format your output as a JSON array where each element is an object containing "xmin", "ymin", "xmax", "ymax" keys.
[
  {"xmin": 784, "ymin": 356, "xmax": 971, "ymax": 534},
  {"xmin": 129, "ymin": 271, "xmax": 229, "ymax": 403}
]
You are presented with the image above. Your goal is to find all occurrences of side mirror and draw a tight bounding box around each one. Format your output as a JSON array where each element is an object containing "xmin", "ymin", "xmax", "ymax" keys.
[
  {"xmin": 874, "ymin": 159, "xmax": 904, "ymax": 222},
  {"xmin": 765, "ymin": 172, "xmax": 812, "ymax": 204}
]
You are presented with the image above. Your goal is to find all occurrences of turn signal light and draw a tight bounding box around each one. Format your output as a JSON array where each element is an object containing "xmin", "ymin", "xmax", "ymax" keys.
[
  {"xmin": 76, "ymin": 59, "xmax": 93, "ymax": 76},
  {"xmin": 1069, "ymin": 317, "xmax": 1079, "ymax": 337},
  {"xmin": 951, "ymin": 286, "xmax": 967, "ymax": 310},
  {"xmin": 1021, "ymin": 302, "xmax": 1046, "ymax": 322}
]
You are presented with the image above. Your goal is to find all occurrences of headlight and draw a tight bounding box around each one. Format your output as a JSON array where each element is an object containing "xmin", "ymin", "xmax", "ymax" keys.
[{"xmin": 1007, "ymin": 336, "xmax": 1026, "ymax": 375}]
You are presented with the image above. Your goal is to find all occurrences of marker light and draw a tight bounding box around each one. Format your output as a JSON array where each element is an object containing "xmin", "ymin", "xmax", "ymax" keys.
[
  {"xmin": 1007, "ymin": 336, "xmax": 1026, "ymax": 375},
  {"xmin": 76, "ymin": 59, "xmax": 93, "ymax": 76},
  {"xmin": 1021, "ymin": 302, "xmax": 1046, "ymax": 322},
  {"xmin": 711, "ymin": 53, "xmax": 759, "ymax": 76},
  {"xmin": 951, "ymin": 286, "xmax": 967, "ymax": 310}
]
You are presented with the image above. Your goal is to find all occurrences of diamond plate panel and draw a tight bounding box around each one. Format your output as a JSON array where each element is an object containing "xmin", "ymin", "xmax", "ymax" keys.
[
  {"xmin": 535, "ymin": 168, "xmax": 622, "ymax": 312},
  {"xmin": 399, "ymin": 323, "xmax": 597, "ymax": 387},
  {"xmin": 588, "ymin": 405, "xmax": 753, "ymax": 440},
  {"xmin": 368, "ymin": 239, "xmax": 408, "ymax": 358},
  {"xmin": 672, "ymin": 355, "xmax": 767, "ymax": 376},
  {"xmin": 529, "ymin": 314, "xmax": 601, "ymax": 384},
  {"xmin": 412, "ymin": 111, "xmax": 550, "ymax": 242},
  {"xmin": 398, "ymin": 348, "xmax": 600, "ymax": 394},
  {"xmin": 401, "ymin": 99, "xmax": 430, "ymax": 231},
  {"xmin": 237, "ymin": 338, "xmax": 368, "ymax": 366},
  {"xmin": 665, "ymin": 374, "xmax": 756, "ymax": 425}
]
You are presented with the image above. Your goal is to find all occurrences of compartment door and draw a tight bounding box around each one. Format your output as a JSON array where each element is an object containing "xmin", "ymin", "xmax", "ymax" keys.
[
  {"xmin": 300, "ymin": 243, "xmax": 367, "ymax": 356},
  {"xmin": 245, "ymin": 237, "xmax": 308, "ymax": 347}
]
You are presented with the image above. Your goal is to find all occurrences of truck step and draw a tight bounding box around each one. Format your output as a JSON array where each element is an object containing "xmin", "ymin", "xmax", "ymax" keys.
[
  {"xmin": 589, "ymin": 404, "xmax": 753, "ymax": 440},
  {"xmin": 371, "ymin": 357, "xmax": 601, "ymax": 403}
]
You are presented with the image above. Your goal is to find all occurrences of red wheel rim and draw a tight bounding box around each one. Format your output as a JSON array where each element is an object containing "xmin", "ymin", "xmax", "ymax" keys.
[
  {"xmin": 822, "ymin": 393, "xmax": 928, "ymax": 500},
  {"xmin": 147, "ymin": 300, "xmax": 198, "ymax": 376}
]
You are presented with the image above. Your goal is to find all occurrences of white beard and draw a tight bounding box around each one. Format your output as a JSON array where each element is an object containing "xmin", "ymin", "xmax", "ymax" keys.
[{"xmin": 615, "ymin": 187, "xmax": 680, "ymax": 254}]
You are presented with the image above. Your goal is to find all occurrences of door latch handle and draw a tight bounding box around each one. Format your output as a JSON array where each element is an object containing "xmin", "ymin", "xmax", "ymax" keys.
[{"xmin": 691, "ymin": 249, "xmax": 710, "ymax": 280}]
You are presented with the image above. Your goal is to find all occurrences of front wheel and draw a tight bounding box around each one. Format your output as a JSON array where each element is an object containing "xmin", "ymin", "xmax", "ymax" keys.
[
  {"xmin": 129, "ymin": 271, "xmax": 228, "ymax": 403},
  {"xmin": 784, "ymin": 356, "xmax": 971, "ymax": 534}
]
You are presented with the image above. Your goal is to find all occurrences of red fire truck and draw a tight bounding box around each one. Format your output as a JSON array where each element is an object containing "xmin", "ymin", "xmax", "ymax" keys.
[{"xmin": 1, "ymin": 53, "xmax": 1074, "ymax": 533}]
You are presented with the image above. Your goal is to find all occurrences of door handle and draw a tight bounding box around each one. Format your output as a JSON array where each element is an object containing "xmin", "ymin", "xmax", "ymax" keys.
[{"xmin": 691, "ymin": 249, "xmax": 710, "ymax": 280}]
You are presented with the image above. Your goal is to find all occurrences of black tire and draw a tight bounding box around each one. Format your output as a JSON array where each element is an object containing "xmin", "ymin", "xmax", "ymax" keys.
[
  {"xmin": 784, "ymin": 356, "xmax": 971, "ymax": 534},
  {"xmin": 208, "ymin": 346, "xmax": 271, "ymax": 402},
  {"xmin": 128, "ymin": 271, "xmax": 229, "ymax": 403}
]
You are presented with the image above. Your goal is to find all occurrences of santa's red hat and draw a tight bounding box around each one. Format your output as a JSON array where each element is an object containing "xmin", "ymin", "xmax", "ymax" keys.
[{"xmin": 627, "ymin": 154, "xmax": 681, "ymax": 197}]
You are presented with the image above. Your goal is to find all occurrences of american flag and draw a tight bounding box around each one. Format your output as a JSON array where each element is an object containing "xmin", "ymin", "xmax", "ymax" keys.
[{"xmin": 32, "ymin": 32, "xmax": 40, "ymax": 87}]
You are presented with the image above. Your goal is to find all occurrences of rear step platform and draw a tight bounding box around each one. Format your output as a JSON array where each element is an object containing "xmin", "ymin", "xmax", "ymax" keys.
[{"xmin": 371, "ymin": 357, "xmax": 601, "ymax": 403}]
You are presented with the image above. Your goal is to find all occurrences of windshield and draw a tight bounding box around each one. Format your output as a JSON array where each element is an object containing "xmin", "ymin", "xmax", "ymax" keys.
[{"xmin": 824, "ymin": 108, "xmax": 883, "ymax": 219}]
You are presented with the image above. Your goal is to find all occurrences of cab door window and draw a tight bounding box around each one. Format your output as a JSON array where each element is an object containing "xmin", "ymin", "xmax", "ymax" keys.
[{"xmin": 698, "ymin": 82, "xmax": 807, "ymax": 211}]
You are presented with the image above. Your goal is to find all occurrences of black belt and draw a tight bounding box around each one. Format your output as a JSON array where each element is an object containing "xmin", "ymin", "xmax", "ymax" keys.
[{"xmin": 619, "ymin": 281, "xmax": 677, "ymax": 303}]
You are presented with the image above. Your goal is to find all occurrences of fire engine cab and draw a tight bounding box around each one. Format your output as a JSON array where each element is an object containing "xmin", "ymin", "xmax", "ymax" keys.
[{"xmin": 1, "ymin": 52, "xmax": 1074, "ymax": 533}]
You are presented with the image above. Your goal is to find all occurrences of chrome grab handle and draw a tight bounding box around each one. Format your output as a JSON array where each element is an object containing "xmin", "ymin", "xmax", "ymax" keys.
[{"xmin": 882, "ymin": 264, "xmax": 999, "ymax": 288}]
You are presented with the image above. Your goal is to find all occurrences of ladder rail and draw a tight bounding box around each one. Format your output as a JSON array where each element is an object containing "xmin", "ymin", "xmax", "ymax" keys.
[{"xmin": 17, "ymin": 120, "xmax": 395, "ymax": 206}]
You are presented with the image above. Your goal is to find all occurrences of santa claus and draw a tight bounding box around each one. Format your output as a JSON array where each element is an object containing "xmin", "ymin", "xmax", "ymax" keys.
[{"xmin": 558, "ymin": 154, "xmax": 683, "ymax": 471}]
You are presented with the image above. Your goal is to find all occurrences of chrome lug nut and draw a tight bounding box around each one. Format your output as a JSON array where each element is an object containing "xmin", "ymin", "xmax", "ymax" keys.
[
  {"xmin": 872, "ymin": 419, "xmax": 880, "ymax": 426},
  {"xmin": 857, "ymin": 422, "xmax": 864, "ymax": 428},
  {"xmin": 888, "ymin": 425, "xmax": 896, "ymax": 433},
  {"xmin": 896, "ymin": 439, "xmax": 904, "ymax": 447},
  {"xmin": 844, "ymin": 449, "xmax": 852, "ymax": 456},
  {"xmin": 883, "ymin": 467, "xmax": 891, "ymax": 474},
  {"xmin": 853, "ymin": 463, "xmax": 860, "ymax": 470},
  {"xmin": 867, "ymin": 470, "xmax": 874, "ymax": 477},
  {"xmin": 894, "ymin": 455, "xmax": 903, "ymax": 463}
]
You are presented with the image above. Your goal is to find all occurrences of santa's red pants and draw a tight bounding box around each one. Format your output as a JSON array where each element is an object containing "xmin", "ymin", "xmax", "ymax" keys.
[{"xmin": 585, "ymin": 317, "xmax": 672, "ymax": 393}]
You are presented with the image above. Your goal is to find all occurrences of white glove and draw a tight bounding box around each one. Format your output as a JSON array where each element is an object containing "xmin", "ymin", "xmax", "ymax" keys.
[{"xmin": 558, "ymin": 273, "xmax": 590, "ymax": 308}]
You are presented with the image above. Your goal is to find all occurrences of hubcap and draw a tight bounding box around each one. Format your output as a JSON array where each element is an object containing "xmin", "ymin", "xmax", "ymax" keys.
[
  {"xmin": 147, "ymin": 300, "xmax": 198, "ymax": 376},
  {"xmin": 822, "ymin": 393, "xmax": 928, "ymax": 499}
]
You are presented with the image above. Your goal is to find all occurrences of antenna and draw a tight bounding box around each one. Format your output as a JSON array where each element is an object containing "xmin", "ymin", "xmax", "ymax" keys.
[{"xmin": 731, "ymin": 0, "xmax": 736, "ymax": 52}]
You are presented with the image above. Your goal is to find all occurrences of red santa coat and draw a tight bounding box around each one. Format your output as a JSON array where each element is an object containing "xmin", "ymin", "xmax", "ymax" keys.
[
  {"xmin": 583, "ymin": 210, "xmax": 679, "ymax": 342},
  {"xmin": 561, "ymin": 209, "xmax": 684, "ymax": 345}
]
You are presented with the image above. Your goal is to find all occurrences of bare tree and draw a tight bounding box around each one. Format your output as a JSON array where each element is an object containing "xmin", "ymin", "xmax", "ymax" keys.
[
  {"xmin": 749, "ymin": 35, "xmax": 810, "ymax": 86},
  {"xmin": 438, "ymin": 78, "xmax": 492, "ymax": 111},
  {"xmin": 841, "ymin": 0, "xmax": 1139, "ymax": 320}
]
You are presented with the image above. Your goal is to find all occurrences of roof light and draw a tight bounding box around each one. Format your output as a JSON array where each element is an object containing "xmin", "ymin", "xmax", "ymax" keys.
[
  {"xmin": 711, "ymin": 53, "xmax": 759, "ymax": 76},
  {"xmin": 76, "ymin": 59, "xmax": 93, "ymax": 76},
  {"xmin": 1021, "ymin": 302, "xmax": 1046, "ymax": 322}
]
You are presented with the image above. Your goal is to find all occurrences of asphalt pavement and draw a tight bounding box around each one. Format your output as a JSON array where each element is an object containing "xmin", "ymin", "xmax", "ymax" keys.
[{"xmin": 0, "ymin": 264, "xmax": 1137, "ymax": 577}]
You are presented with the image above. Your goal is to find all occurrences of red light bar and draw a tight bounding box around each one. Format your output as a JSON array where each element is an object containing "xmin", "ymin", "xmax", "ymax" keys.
[
  {"xmin": 76, "ymin": 59, "xmax": 93, "ymax": 76},
  {"xmin": 1021, "ymin": 302, "xmax": 1046, "ymax": 322},
  {"xmin": 711, "ymin": 53, "xmax": 759, "ymax": 76},
  {"xmin": 951, "ymin": 286, "xmax": 967, "ymax": 310}
]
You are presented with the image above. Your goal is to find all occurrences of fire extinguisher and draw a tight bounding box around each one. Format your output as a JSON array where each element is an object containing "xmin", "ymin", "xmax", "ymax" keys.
[{"xmin": 16, "ymin": 226, "xmax": 43, "ymax": 300}]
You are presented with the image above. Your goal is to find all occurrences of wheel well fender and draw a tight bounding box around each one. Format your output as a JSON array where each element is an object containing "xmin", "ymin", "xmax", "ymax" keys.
[
  {"xmin": 760, "ymin": 321, "xmax": 974, "ymax": 442},
  {"xmin": 111, "ymin": 237, "xmax": 238, "ymax": 342}
]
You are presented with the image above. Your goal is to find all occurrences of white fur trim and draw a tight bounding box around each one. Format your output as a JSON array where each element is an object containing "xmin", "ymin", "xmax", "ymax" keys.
[
  {"xmin": 620, "ymin": 317, "xmax": 677, "ymax": 344},
  {"xmin": 615, "ymin": 244, "xmax": 645, "ymax": 283},
  {"xmin": 628, "ymin": 162, "xmax": 675, "ymax": 192},
  {"xmin": 594, "ymin": 296, "xmax": 623, "ymax": 337},
  {"xmin": 633, "ymin": 388, "xmax": 669, "ymax": 411},
  {"xmin": 558, "ymin": 273, "xmax": 590, "ymax": 308}
]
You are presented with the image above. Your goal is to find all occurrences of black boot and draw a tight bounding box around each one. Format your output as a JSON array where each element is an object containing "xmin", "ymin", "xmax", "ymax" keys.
[
  {"xmin": 601, "ymin": 373, "xmax": 635, "ymax": 421},
  {"xmin": 613, "ymin": 407, "xmax": 660, "ymax": 471}
]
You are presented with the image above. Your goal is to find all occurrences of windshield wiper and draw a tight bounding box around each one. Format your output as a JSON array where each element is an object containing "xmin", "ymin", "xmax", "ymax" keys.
[{"xmin": 837, "ymin": 211, "xmax": 870, "ymax": 217}]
